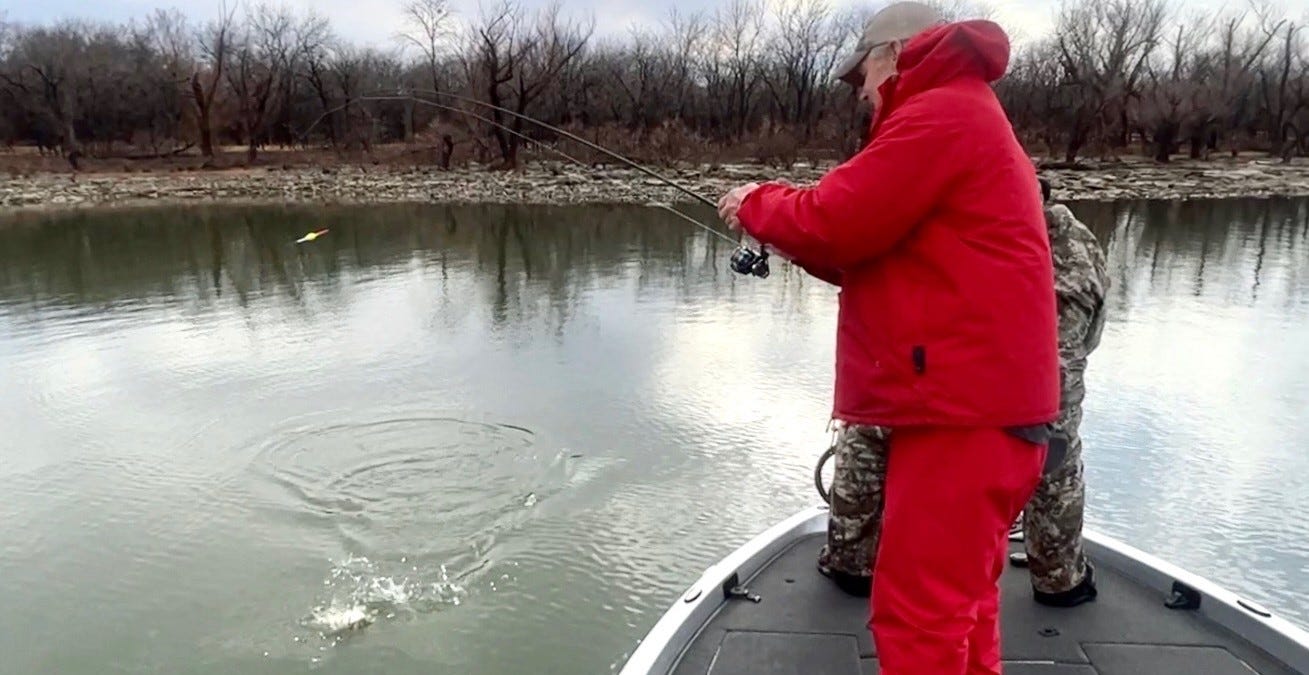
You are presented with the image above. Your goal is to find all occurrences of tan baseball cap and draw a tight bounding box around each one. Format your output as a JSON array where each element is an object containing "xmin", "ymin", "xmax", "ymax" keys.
[{"xmin": 834, "ymin": 2, "xmax": 946, "ymax": 85}]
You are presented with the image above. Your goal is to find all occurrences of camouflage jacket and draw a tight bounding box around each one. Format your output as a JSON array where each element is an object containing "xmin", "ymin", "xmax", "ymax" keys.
[{"xmin": 1046, "ymin": 204, "xmax": 1110, "ymax": 432}]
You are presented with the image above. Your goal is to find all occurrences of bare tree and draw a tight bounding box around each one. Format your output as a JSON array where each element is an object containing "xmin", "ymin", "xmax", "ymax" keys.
[
  {"xmin": 665, "ymin": 9, "xmax": 708, "ymax": 122},
  {"xmin": 464, "ymin": 1, "xmax": 592, "ymax": 167},
  {"xmin": 225, "ymin": 3, "xmax": 302, "ymax": 163},
  {"xmin": 702, "ymin": 0, "xmax": 765, "ymax": 141},
  {"xmin": 192, "ymin": 1, "xmax": 236, "ymax": 158},
  {"xmin": 0, "ymin": 17, "xmax": 13, "ymax": 148},
  {"xmin": 331, "ymin": 46, "xmax": 406, "ymax": 150},
  {"xmin": 464, "ymin": 1, "xmax": 524, "ymax": 164},
  {"xmin": 301, "ymin": 36, "xmax": 338, "ymax": 147},
  {"xmin": 134, "ymin": 9, "xmax": 195, "ymax": 153},
  {"xmin": 604, "ymin": 29, "xmax": 675, "ymax": 132},
  {"xmin": 1259, "ymin": 20, "xmax": 1306, "ymax": 160},
  {"xmin": 996, "ymin": 39, "xmax": 1064, "ymax": 154},
  {"xmin": 399, "ymin": 0, "xmax": 454, "ymax": 94},
  {"xmin": 1053, "ymin": 0, "xmax": 1168, "ymax": 161},
  {"xmin": 762, "ymin": 0, "xmax": 842, "ymax": 141},
  {"xmin": 272, "ymin": 11, "xmax": 329, "ymax": 148},
  {"xmin": 1200, "ymin": 8, "xmax": 1283, "ymax": 157},
  {"xmin": 1139, "ymin": 12, "xmax": 1213, "ymax": 161},
  {"xmin": 0, "ymin": 22, "xmax": 89, "ymax": 162}
]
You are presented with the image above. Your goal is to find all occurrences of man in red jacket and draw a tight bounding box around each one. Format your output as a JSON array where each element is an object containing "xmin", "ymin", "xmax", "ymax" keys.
[{"xmin": 718, "ymin": 3, "xmax": 1059, "ymax": 673}]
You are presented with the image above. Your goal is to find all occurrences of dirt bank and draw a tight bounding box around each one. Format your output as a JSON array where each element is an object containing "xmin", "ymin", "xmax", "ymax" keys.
[{"xmin": 4, "ymin": 158, "xmax": 1308, "ymax": 211}]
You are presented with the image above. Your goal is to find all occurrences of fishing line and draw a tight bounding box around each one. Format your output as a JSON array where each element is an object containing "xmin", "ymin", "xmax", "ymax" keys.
[
  {"xmin": 298, "ymin": 90, "xmax": 770, "ymax": 278},
  {"xmin": 348, "ymin": 95, "xmax": 738, "ymax": 247},
  {"xmin": 301, "ymin": 96, "xmax": 589, "ymax": 170},
  {"xmin": 644, "ymin": 202, "xmax": 737, "ymax": 244},
  {"xmin": 390, "ymin": 88, "xmax": 718, "ymax": 211}
]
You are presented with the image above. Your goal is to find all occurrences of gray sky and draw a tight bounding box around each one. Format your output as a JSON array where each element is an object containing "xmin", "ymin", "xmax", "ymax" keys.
[{"xmin": 0, "ymin": 0, "xmax": 1280, "ymax": 49}]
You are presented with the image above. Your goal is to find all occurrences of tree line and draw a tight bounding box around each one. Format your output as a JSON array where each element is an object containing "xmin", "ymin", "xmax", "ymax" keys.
[{"xmin": 1, "ymin": 0, "xmax": 1306, "ymax": 170}]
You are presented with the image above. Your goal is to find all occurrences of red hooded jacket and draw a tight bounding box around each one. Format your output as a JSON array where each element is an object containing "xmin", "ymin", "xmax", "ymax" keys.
[{"xmin": 737, "ymin": 20, "xmax": 1059, "ymax": 428}]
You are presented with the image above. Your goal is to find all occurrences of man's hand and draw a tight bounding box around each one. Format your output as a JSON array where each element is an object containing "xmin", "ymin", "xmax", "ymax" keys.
[{"xmin": 717, "ymin": 182, "xmax": 761, "ymax": 230}]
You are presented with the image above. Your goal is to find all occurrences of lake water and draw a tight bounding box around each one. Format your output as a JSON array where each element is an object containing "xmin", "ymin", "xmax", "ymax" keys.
[{"xmin": 1, "ymin": 199, "xmax": 1306, "ymax": 674}]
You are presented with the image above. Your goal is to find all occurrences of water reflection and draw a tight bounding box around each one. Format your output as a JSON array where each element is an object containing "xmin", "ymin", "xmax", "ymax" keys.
[
  {"xmin": 0, "ymin": 198, "xmax": 1306, "ymax": 674},
  {"xmin": 1073, "ymin": 198, "xmax": 1309, "ymax": 311},
  {"xmin": 0, "ymin": 203, "xmax": 759, "ymax": 337}
]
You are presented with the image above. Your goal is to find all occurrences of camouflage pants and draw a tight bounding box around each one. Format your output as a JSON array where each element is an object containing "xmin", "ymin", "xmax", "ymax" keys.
[
  {"xmin": 816, "ymin": 421, "xmax": 1087, "ymax": 594},
  {"xmin": 1022, "ymin": 426, "xmax": 1088, "ymax": 594},
  {"xmin": 817, "ymin": 424, "xmax": 890, "ymax": 578}
]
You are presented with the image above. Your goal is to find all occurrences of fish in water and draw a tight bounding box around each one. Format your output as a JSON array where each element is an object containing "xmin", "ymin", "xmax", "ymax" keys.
[
  {"xmin": 309, "ymin": 604, "xmax": 375, "ymax": 636},
  {"xmin": 296, "ymin": 229, "xmax": 330, "ymax": 244}
]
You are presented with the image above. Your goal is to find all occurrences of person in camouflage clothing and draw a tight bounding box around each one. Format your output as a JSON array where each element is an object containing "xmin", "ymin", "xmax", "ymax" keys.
[
  {"xmin": 1011, "ymin": 178, "xmax": 1110, "ymax": 607},
  {"xmin": 817, "ymin": 422, "xmax": 889, "ymax": 597},
  {"xmin": 817, "ymin": 178, "xmax": 1109, "ymax": 608}
]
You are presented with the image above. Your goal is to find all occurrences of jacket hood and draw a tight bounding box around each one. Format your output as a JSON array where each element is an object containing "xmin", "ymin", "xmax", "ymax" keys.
[{"xmin": 881, "ymin": 20, "xmax": 1011, "ymax": 102}]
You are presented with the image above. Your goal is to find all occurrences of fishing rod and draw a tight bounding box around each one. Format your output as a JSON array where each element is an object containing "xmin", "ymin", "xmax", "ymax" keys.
[
  {"xmin": 398, "ymin": 88, "xmax": 717, "ymax": 209},
  {"xmin": 348, "ymin": 96, "xmax": 739, "ymax": 249},
  {"xmin": 299, "ymin": 90, "xmax": 771, "ymax": 279},
  {"xmin": 303, "ymin": 95, "xmax": 749, "ymax": 252}
]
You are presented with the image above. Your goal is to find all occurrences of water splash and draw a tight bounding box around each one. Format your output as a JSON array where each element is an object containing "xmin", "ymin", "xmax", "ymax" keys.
[
  {"xmin": 304, "ymin": 554, "xmax": 466, "ymax": 640},
  {"xmin": 308, "ymin": 603, "xmax": 374, "ymax": 636}
]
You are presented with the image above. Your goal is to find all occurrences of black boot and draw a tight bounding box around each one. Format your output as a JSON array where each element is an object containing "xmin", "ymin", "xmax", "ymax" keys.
[
  {"xmin": 818, "ymin": 564, "xmax": 872, "ymax": 598},
  {"xmin": 1033, "ymin": 564, "xmax": 1098, "ymax": 608}
]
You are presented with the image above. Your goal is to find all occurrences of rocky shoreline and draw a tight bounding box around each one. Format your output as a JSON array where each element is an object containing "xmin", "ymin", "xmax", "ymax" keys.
[{"xmin": 4, "ymin": 159, "xmax": 1308, "ymax": 211}]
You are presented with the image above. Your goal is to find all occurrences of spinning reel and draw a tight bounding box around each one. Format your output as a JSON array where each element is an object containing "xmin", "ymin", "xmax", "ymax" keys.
[{"xmin": 730, "ymin": 245, "xmax": 771, "ymax": 278}]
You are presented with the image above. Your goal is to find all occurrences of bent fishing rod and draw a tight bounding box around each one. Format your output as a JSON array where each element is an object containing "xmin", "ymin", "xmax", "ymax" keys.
[
  {"xmin": 299, "ymin": 90, "xmax": 770, "ymax": 279},
  {"xmin": 343, "ymin": 96, "xmax": 734, "ymax": 246}
]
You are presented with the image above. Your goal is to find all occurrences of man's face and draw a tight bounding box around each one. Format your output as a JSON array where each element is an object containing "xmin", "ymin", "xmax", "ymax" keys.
[{"xmin": 856, "ymin": 44, "xmax": 899, "ymax": 109}]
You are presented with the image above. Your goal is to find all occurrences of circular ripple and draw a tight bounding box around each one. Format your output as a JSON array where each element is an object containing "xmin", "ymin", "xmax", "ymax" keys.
[
  {"xmin": 248, "ymin": 416, "xmax": 564, "ymax": 553},
  {"xmin": 255, "ymin": 415, "xmax": 531, "ymax": 512}
]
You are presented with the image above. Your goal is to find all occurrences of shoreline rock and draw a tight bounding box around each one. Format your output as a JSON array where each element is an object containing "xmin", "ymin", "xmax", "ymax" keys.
[{"xmin": 3, "ymin": 159, "xmax": 1308, "ymax": 212}]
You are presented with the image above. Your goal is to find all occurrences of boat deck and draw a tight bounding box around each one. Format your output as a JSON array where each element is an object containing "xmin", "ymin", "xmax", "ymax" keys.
[{"xmin": 669, "ymin": 533, "xmax": 1297, "ymax": 674}]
